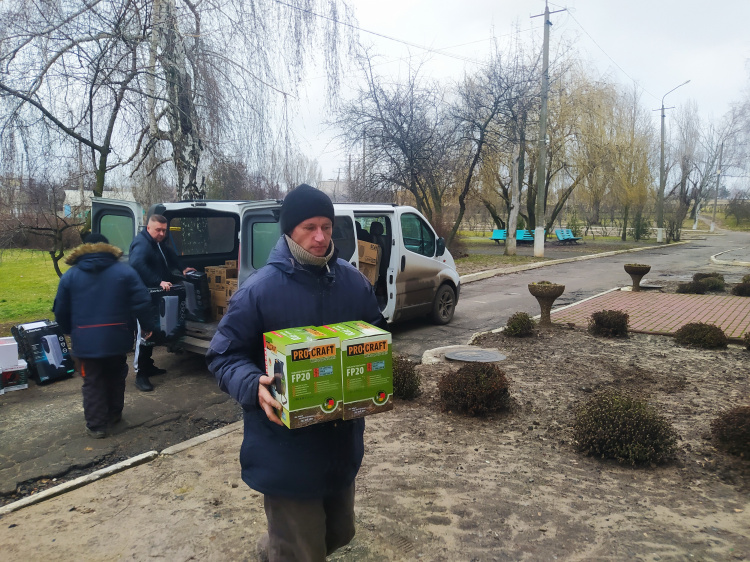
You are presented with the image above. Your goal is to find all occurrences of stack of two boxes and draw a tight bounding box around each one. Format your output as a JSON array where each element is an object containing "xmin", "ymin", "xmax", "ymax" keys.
[
  {"xmin": 263, "ymin": 321, "xmax": 393, "ymax": 429},
  {"xmin": 206, "ymin": 260, "xmax": 239, "ymax": 321},
  {"xmin": 0, "ymin": 336, "xmax": 29, "ymax": 395}
]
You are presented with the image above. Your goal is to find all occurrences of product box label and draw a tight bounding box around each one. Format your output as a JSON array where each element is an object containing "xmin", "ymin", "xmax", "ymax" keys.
[
  {"xmin": 2, "ymin": 359, "xmax": 29, "ymax": 391},
  {"xmin": 263, "ymin": 327, "xmax": 343, "ymax": 429},
  {"xmin": 318, "ymin": 321, "xmax": 393, "ymax": 420}
]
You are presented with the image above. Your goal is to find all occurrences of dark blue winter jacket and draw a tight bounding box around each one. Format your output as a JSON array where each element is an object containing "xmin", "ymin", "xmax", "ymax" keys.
[
  {"xmin": 206, "ymin": 236, "xmax": 385, "ymax": 499},
  {"xmin": 53, "ymin": 243, "xmax": 154, "ymax": 358},
  {"xmin": 128, "ymin": 228, "xmax": 182, "ymax": 287}
]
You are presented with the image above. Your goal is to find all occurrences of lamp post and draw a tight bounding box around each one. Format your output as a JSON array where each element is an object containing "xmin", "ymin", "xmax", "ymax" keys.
[{"xmin": 656, "ymin": 79, "xmax": 690, "ymax": 243}]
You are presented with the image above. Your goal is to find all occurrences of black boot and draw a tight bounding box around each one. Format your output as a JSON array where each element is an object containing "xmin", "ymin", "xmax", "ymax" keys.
[{"xmin": 135, "ymin": 374, "xmax": 154, "ymax": 392}]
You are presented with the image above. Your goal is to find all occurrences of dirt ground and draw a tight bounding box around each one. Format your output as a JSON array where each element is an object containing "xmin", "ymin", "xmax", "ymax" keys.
[{"xmin": 330, "ymin": 325, "xmax": 750, "ymax": 561}]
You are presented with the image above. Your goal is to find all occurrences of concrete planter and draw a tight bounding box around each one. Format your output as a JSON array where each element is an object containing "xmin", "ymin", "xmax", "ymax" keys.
[
  {"xmin": 624, "ymin": 263, "xmax": 651, "ymax": 292},
  {"xmin": 528, "ymin": 282, "xmax": 565, "ymax": 327}
]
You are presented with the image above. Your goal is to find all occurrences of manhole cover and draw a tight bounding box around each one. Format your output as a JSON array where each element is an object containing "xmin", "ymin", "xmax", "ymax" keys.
[{"xmin": 444, "ymin": 349, "xmax": 506, "ymax": 362}]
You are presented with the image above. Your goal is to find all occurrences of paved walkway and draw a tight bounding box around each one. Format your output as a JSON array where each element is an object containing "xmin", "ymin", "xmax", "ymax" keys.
[{"xmin": 551, "ymin": 289, "xmax": 750, "ymax": 340}]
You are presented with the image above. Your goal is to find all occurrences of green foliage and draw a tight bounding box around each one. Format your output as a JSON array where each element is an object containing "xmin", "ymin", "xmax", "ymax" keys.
[
  {"xmin": 674, "ymin": 323, "xmax": 728, "ymax": 349},
  {"xmin": 699, "ymin": 277, "xmax": 725, "ymax": 292},
  {"xmin": 676, "ymin": 280, "xmax": 707, "ymax": 294},
  {"xmin": 0, "ymin": 249, "xmax": 69, "ymax": 324},
  {"xmin": 588, "ymin": 310, "xmax": 629, "ymax": 337},
  {"xmin": 573, "ymin": 392, "xmax": 678, "ymax": 466},
  {"xmin": 730, "ymin": 282, "xmax": 750, "ymax": 297},
  {"xmin": 630, "ymin": 212, "xmax": 652, "ymax": 241},
  {"xmin": 392, "ymin": 355, "xmax": 421, "ymax": 400},
  {"xmin": 742, "ymin": 274, "xmax": 750, "ymax": 284},
  {"xmin": 438, "ymin": 362, "xmax": 511, "ymax": 416},
  {"xmin": 710, "ymin": 406, "xmax": 750, "ymax": 458},
  {"xmin": 567, "ymin": 209, "xmax": 582, "ymax": 237},
  {"xmin": 504, "ymin": 312, "xmax": 535, "ymax": 337},
  {"xmin": 693, "ymin": 272, "xmax": 724, "ymax": 283},
  {"xmin": 744, "ymin": 332, "xmax": 750, "ymax": 351}
]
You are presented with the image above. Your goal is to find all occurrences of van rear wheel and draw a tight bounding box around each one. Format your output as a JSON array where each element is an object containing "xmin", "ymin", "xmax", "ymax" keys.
[{"xmin": 431, "ymin": 284, "xmax": 456, "ymax": 325}]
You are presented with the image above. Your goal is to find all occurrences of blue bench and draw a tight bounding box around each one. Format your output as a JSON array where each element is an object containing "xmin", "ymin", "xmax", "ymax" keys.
[
  {"xmin": 516, "ymin": 229, "xmax": 534, "ymax": 243},
  {"xmin": 490, "ymin": 229, "xmax": 507, "ymax": 245},
  {"xmin": 554, "ymin": 228, "xmax": 582, "ymax": 244}
]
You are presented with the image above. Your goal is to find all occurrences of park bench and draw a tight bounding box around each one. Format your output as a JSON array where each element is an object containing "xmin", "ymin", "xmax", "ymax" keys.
[
  {"xmin": 516, "ymin": 229, "xmax": 535, "ymax": 243},
  {"xmin": 490, "ymin": 229, "xmax": 507, "ymax": 245},
  {"xmin": 554, "ymin": 228, "xmax": 582, "ymax": 245}
]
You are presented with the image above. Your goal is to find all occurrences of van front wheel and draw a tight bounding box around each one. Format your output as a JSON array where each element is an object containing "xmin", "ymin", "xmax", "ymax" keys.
[{"xmin": 431, "ymin": 285, "xmax": 456, "ymax": 325}]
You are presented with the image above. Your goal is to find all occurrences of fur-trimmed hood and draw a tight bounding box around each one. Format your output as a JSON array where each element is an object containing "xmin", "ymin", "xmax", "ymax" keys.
[
  {"xmin": 65, "ymin": 243, "xmax": 123, "ymax": 273},
  {"xmin": 65, "ymin": 242, "xmax": 123, "ymax": 265}
]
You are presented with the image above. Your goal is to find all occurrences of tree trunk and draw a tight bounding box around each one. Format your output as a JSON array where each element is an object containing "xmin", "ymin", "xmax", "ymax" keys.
[
  {"xmin": 506, "ymin": 144, "xmax": 521, "ymax": 256},
  {"xmin": 621, "ymin": 205, "xmax": 629, "ymax": 241}
]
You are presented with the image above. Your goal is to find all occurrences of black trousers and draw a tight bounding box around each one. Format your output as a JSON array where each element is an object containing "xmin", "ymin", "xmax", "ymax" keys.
[
  {"xmin": 77, "ymin": 355, "xmax": 128, "ymax": 431},
  {"xmin": 263, "ymin": 482, "xmax": 356, "ymax": 562}
]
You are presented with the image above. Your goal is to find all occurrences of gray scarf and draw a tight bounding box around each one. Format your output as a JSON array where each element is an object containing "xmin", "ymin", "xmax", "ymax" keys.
[{"xmin": 285, "ymin": 234, "xmax": 335, "ymax": 270}]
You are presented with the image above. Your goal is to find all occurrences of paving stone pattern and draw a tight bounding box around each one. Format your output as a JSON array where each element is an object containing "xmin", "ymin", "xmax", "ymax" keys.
[{"xmin": 551, "ymin": 290, "xmax": 750, "ymax": 339}]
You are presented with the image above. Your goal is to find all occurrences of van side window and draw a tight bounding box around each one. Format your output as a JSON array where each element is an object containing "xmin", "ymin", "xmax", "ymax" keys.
[
  {"xmin": 100, "ymin": 214, "xmax": 135, "ymax": 255},
  {"xmin": 170, "ymin": 216, "xmax": 236, "ymax": 255},
  {"xmin": 252, "ymin": 222, "xmax": 280, "ymax": 269},
  {"xmin": 332, "ymin": 216, "xmax": 355, "ymax": 262},
  {"xmin": 400, "ymin": 213, "xmax": 435, "ymax": 257}
]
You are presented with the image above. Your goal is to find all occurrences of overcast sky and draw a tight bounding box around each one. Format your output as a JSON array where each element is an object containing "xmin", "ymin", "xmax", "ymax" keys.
[{"xmin": 295, "ymin": 0, "xmax": 750, "ymax": 180}]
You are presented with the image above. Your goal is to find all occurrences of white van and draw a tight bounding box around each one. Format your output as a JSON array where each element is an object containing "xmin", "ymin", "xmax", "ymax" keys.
[{"xmin": 92, "ymin": 198, "xmax": 460, "ymax": 353}]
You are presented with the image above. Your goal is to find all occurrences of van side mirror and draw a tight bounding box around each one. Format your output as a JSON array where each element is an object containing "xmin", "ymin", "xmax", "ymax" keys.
[{"xmin": 436, "ymin": 237, "xmax": 446, "ymax": 257}]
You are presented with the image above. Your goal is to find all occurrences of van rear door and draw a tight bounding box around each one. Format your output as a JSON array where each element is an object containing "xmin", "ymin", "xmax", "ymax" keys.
[{"xmin": 91, "ymin": 198, "xmax": 143, "ymax": 259}]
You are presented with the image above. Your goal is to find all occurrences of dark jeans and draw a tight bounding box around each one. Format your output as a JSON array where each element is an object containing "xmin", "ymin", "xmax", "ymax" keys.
[
  {"xmin": 77, "ymin": 355, "xmax": 128, "ymax": 431},
  {"xmin": 263, "ymin": 482, "xmax": 356, "ymax": 562}
]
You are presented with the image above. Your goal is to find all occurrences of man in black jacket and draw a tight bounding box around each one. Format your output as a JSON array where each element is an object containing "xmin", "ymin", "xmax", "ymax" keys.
[
  {"xmin": 54, "ymin": 233, "xmax": 154, "ymax": 438},
  {"xmin": 128, "ymin": 214, "xmax": 194, "ymax": 391}
]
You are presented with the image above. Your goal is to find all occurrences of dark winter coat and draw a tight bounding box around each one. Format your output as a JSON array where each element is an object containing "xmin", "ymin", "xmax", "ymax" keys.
[
  {"xmin": 53, "ymin": 243, "xmax": 154, "ymax": 358},
  {"xmin": 206, "ymin": 236, "xmax": 385, "ymax": 499},
  {"xmin": 128, "ymin": 228, "xmax": 182, "ymax": 287}
]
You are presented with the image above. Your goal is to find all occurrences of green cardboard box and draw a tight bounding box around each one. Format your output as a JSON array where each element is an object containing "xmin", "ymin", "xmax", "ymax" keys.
[
  {"xmin": 263, "ymin": 327, "xmax": 343, "ymax": 429},
  {"xmin": 318, "ymin": 321, "xmax": 393, "ymax": 420}
]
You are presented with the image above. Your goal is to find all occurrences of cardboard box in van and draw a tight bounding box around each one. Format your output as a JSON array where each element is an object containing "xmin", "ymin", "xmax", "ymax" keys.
[
  {"xmin": 226, "ymin": 278, "xmax": 239, "ymax": 300},
  {"xmin": 206, "ymin": 266, "xmax": 226, "ymax": 288},
  {"xmin": 263, "ymin": 327, "xmax": 343, "ymax": 429},
  {"xmin": 357, "ymin": 241, "xmax": 381, "ymax": 285},
  {"xmin": 318, "ymin": 321, "xmax": 393, "ymax": 420}
]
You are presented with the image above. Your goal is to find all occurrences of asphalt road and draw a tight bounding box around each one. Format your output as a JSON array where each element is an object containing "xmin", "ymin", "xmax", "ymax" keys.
[
  {"xmin": 1, "ymin": 230, "xmax": 748, "ymax": 503},
  {"xmin": 391, "ymin": 230, "xmax": 750, "ymax": 359}
]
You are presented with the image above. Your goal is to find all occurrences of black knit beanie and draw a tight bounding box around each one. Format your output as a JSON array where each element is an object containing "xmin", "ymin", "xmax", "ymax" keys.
[{"xmin": 279, "ymin": 184, "xmax": 335, "ymax": 234}]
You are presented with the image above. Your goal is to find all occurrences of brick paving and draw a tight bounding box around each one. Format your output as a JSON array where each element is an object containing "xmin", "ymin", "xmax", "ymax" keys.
[{"xmin": 550, "ymin": 290, "xmax": 750, "ymax": 340}]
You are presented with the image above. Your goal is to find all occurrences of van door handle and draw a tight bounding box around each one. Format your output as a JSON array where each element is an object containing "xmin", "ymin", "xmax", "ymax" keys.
[{"xmin": 400, "ymin": 256, "xmax": 406, "ymax": 272}]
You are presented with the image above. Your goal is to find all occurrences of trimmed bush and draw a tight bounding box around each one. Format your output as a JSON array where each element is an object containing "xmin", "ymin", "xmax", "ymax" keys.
[
  {"xmin": 742, "ymin": 274, "xmax": 750, "ymax": 284},
  {"xmin": 700, "ymin": 276, "xmax": 725, "ymax": 292},
  {"xmin": 588, "ymin": 309, "xmax": 629, "ymax": 337},
  {"xmin": 693, "ymin": 272, "xmax": 725, "ymax": 283},
  {"xmin": 573, "ymin": 391, "xmax": 678, "ymax": 466},
  {"xmin": 504, "ymin": 312, "xmax": 535, "ymax": 337},
  {"xmin": 710, "ymin": 406, "xmax": 750, "ymax": 458},
  {"xmin": 674, "ymin": 322, "xmax": 728, "ymax": 349},
  {"xmin": 676, "ymin": 280, "xmax": 707, "ymax": 294},
  {"xmin": 438, "ymin": 362, "xmax": 510, "ymax": 416},
  {"xmin": 744, "ymin": 332, "xmax": 750, "ymax": 351},
  {"xmin": 731, "ymin": 282, "xmax": 750, "ymax": 297},
  {"xmin": 393, "ymin": 355, "xmax": 421, "ymax": 400}
]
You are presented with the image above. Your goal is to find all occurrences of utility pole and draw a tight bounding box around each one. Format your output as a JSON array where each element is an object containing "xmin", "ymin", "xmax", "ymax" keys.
[
  {"xmin": 362, "ymin": 129, "xmax": 366, "ymax": 195},
  {"xmin": 531, "ymin": 1, "xmax": 565, "ymax": 257},
  {"xmin": 711, "ymin": 142, "xmax": 723, "ymax": 233},
  {"xmin": 655, "ymin": 80, "xmax": 690, "ymax": 242}
]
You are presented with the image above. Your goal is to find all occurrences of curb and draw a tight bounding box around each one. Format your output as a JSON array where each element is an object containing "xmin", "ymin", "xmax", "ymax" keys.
[
  {"xmin": 709, "ymin": 246, "xmax": 750, "ymax": 267},
  {"xmin": 1, "ymin": 422, "xmax": 245, "ymax": 516},
  {"xmin": 0, "ymin": 451, "xmax": 158, "ymax": 516},
  {"xmin": 459, "ymin": 242, "xmax": 688, "ymax": 284}
]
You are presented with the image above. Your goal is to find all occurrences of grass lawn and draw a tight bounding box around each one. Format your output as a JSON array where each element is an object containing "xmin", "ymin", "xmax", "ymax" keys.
[{"xmin": 0, "ymin": 249, "xmax": 69, "ymax": 335}]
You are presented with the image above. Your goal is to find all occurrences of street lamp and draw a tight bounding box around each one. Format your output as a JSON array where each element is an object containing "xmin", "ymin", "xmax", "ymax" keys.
[{"xmin": 655, "ymin": 79, "xmax": 690, "ymax": 243}]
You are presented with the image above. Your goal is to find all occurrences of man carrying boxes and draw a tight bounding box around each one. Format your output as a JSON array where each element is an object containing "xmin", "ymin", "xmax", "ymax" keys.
[{"xmin": 207, "ymin": 184, "xmax": 385, "ymax": 562}]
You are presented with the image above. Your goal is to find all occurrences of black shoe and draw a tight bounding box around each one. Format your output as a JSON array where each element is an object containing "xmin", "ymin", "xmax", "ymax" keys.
[
  {"xmin": 135, "ymin": 375, "xmax": 154, "ymax": 392},
  {"xmin": 86, "ymin": 425, "xmax": 106, "ymax": 439},
  {"xmin": 148, "ymin": 366, "xmax": 167, "ymax": 376}
]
